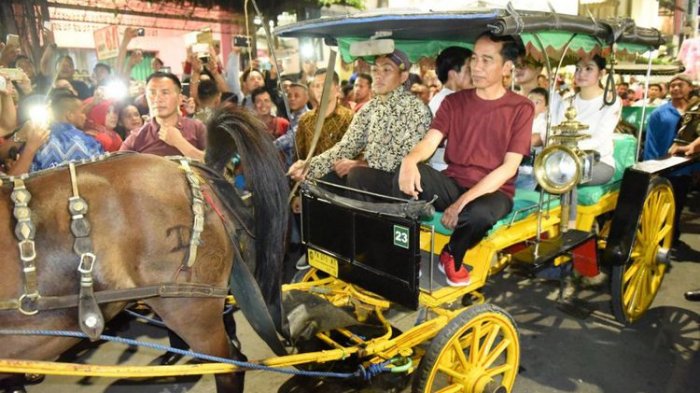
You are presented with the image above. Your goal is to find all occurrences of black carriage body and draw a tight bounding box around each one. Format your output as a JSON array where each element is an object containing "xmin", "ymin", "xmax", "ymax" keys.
[
  {"xmin": 604, "ymin": 157, "xmax": 697, "ymax": 266},
  {"xmin": 301, "ymin": 192, "xmax": 421, "ymax": 310}
]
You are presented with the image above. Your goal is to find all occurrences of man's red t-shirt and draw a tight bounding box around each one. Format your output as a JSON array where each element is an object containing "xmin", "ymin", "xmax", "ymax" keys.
[
  {"xmin": 431, "ymin": 88, "xmax": 534, "ymax": 198},
  {"xmin": 119, "ymin": 117, "xmax": 206, "ymax": 156}
]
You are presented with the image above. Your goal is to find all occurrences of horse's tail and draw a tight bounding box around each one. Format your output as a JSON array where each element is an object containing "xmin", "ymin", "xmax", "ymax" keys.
[{"xmin": 205, "ymin": 105, "xmax": 289, "ymax": 307}]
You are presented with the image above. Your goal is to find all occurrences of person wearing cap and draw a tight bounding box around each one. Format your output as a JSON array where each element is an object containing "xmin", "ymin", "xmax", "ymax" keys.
[
  {"xmin": 397, "ymin": 32, "xmax": 533, "ymax": 287},
  {"xmin": 646, "ymin": 73, "xmax": 697, "ymax": 245},
  {"xmin": 288, "ymin": 49, "xmax": 430, "ymax": 192},
  {"xmin": 644, "ymin": 74, "xmax": 694, "ymax": 161}
]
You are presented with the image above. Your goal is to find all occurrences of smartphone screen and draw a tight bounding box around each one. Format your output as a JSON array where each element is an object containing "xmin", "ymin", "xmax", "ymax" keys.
[
  {"xmin": 233, "ymin": 35, "xmax": 250, "ymax": 47},
  {"xmin": 6, "ymin": 34, "xmax": 19, "ymax": 46}
]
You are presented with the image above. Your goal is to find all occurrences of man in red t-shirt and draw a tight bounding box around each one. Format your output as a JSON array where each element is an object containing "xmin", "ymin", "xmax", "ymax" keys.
[
  {"xmin": 120, "ymin": 72, "xmax": 206, "ymax": 160},
  {"xmin": 397, "ymin": 32, "xmax": 534, "ymax": 286}
]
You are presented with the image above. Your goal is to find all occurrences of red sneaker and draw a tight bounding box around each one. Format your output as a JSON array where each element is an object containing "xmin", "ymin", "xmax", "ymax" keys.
[{"xmin": 439, "ymin": 249, "xmax": 471, "ymax": 287}]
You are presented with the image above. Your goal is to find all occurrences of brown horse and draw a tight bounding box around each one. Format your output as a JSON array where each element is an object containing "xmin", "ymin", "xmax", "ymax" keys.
[{"xmin": 0, "ymin": 107, "xmax": 289, "ymax": 392}]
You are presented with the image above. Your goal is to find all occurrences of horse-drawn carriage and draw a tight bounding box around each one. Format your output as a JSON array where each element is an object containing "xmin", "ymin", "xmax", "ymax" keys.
[{"xmin": 1, "ymin": 7, "xmax": 696, "ymax": 393}]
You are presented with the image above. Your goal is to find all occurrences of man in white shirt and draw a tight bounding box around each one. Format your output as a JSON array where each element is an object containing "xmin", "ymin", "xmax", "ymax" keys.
[
  {"xmin": 428, "ymin": 46, "xmax": 473, "ymax": 115},
  {"xmin": 428, "ymin": 46, "xmax": 473, "ymax": 171},
  {"xmin": 633, "ymin": 83, "xmax": 666, "ymax": 107}
]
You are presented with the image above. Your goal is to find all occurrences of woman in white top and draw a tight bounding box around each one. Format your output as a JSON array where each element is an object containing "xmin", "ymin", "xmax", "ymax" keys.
[{"xmin": 559, "ymin": 54, "xmax": 621, "ymax": 185}]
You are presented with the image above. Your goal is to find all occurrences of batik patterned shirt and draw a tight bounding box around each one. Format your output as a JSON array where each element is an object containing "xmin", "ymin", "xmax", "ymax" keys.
[
  {"xmin": 296, "ymin": 104, "xmax": 354, "ymax": 160},
  {"xmin": 31, "ymin": 122, "xmax": 104, "ymax": 172},
  {"xmin": 307, "ymin": 88, "xmax": 431, "ymax": 178}
]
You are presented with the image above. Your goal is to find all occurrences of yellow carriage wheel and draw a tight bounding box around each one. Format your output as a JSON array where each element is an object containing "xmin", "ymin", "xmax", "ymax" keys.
[
  {"xmin": 412, "ymin": 304, "xmax": 519, "ymax": 393},
  {"xmin": 291, "ymin": 267, "xmax": 325, "ymax": 283},
  {"xmin": 611, "ymin": 177, "xmax": 674, "ymax": 325}
]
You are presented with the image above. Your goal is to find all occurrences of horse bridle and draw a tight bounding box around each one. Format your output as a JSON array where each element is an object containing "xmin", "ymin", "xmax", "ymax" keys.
[{"xmin": 0, "ymin": 156, "xmax": 228, "ymax": 340}]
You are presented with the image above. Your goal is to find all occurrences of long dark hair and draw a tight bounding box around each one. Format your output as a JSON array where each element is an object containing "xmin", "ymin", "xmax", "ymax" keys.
[{"xmin": 205, "ymin": 104, "xmax": 288, "ymax": 308}]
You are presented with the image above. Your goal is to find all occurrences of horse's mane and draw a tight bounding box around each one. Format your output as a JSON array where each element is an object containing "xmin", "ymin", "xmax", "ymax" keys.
[{"xmin": 204, "ymin": 106, "xmax": 289, "ymax": 309}]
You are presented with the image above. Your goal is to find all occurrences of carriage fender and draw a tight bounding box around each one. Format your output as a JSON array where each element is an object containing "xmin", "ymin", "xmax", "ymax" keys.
[{"xmin": 601, "ymin": 169, "xmax": 653, "ymax": 267}]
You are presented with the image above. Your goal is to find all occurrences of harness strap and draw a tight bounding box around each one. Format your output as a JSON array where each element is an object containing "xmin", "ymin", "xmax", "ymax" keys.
[
  {"xmin": 10, "ymin": 178, "xmax": 40, "ymax": 316},
  {"xmin": 0, "ymin": 283, "xmax": 228, "ymax": 312},
  {"xmin": 179, "ymin": 159, "xmax": 205, "ymax": 270},
  {"xmin": 68, "ymin": 162, "xmax": 105, "ymax": 341}
]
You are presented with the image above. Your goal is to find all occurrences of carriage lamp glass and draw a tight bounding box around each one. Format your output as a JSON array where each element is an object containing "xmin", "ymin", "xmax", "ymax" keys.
[
  {"xmin": 534, "ymin": 145, "xmax": 581, "ymax": 194},
  {"xmin": 534, "ymin": 145, "xmax": 600, "ymax": 194},
  {"xmin": 545, "ymin": 150, "xmax": 577, "ymax": 184},
  {"xmin": 579, "ymin": 151, "xmax": 596, "ymax": 184}
]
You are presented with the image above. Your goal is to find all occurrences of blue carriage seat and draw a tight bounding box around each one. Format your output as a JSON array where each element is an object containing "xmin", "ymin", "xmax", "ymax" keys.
[
  {"xmin": 421, "ymin": 188, "xmax": 560, "ymax": 236},
  {"xmin": 576, "ymin": 133, "xmax": 637, "ymax": 206}
]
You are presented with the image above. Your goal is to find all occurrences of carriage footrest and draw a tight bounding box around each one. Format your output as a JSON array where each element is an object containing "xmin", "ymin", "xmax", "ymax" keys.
[{"xmin": 510, "ymin": 230, "xmax": 597, "ymax": 276}]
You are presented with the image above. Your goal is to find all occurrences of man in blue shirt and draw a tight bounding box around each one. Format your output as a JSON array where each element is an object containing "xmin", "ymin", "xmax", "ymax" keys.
[
  {"xmin": 644, "ymin": 74, "xmax": 693, "ymax": 160},
  {"xmin": 32, "ymin": 93, "xmax": 103, "ymax": 172},
  {"xmin": 643, "ymin": 74, "xmax": 695, "ymax": 245}
]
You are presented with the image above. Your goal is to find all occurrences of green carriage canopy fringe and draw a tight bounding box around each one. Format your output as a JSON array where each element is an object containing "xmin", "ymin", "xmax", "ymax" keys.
[{"xmin": 337, "ymin": 32, "xmax": 651, "ymax": 65}]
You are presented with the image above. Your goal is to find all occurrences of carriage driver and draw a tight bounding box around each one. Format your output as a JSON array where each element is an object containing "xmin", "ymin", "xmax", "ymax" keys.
[
  {"xmin": 396, "ymin": 32, "xmax": 534, "ymax": 286},
  {"xmin": 288, "ymin": 50, "xmax": 431, "ymax": 192},
  {"xmin": 120, "ymin": 71, "xmax": 206, "ymax": 160}
]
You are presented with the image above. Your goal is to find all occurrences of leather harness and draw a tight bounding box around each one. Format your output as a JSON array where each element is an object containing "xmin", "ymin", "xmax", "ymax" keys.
[{"xmin": 0, "ymin": 156, "xmax": 228, "ymax": 340}]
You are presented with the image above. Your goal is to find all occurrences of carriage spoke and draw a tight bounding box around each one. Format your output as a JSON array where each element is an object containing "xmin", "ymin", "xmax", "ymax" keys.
[
  {"xmin": 624, "ymin": 266, "xmax": 643, "ymax": 307},
  {"xmin": 626, "ymin": 267, "xmax": 647, "ymax": 315},
  {"xmin": 656, "ymin": 223, "xmax": 672, "ymax": 244},
  {"xmin": 481, "ymin": 338, "xmax": 511, "ymax": 370},
  {"xmin": 638, "ymin": 266, "xmax": 650, "ymax": 304},
  {"xmin": 635, "ymin": 228, "xmax": 646, "ymax": 245},
  {"xmin": 437, "ymin": 365, "xmax": 466, "ymax": 381},
  {"xmin": 478, "ymin": 324, "xmax": 501, "ymax": 365},
  {"xmin": 469, "ymin": 322, "xmax": 482, "ymax": 364},
  {"xmin": 484, "ymin": 363, "xmax": 514, "ymax": 379},
  {"xmin": 434, "ymin": 383, "xmax": 464, "ymax": 393},
  {"xmin": 623, "ymin": 261, "xmax": 641, "ymax": 284},
  {"xmin": 452, "ymin": 340, "xmax": 470, "ymax": 370},
  {"xmin": 658, "ymin": 202, "xmax": 671, "ymax": 226}
]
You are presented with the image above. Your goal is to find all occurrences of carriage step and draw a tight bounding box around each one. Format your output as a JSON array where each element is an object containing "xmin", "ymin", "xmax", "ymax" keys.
[{"xmin": 510, "ymin": 230, "xmax": 597, "ymax": 276}]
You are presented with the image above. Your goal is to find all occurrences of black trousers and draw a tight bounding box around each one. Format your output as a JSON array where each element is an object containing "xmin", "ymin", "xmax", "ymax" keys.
[
  {"xmin": 334, "ymin": 165, "xmax": 513, "ymax": 268},
  {"xmin": 319, "ymin": 168, "xmax": 396, "ymax": 200}
]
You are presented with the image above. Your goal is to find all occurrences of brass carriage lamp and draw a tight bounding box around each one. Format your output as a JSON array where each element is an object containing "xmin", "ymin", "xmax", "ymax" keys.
[
  {"xmin": 533, "ymin": 105, "xmax": 597, "ymax": 193},
  {"xmin": 533, "ymin": 104, "xmax": 598, "ymax": 231}
]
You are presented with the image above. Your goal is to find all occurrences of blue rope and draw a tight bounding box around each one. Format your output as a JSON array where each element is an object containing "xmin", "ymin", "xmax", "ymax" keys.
[{"xmin": 0, "ymin": 329, "xmax": 391, "ymax": 380}]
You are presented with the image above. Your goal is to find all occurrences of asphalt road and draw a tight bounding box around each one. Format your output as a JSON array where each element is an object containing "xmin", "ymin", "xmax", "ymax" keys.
[{"xmin": 19, "ymin": 190, "xmax": 700, "ymax": 393}]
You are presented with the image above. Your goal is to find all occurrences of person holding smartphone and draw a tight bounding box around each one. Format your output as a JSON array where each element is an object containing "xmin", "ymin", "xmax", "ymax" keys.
[{"xmin": 0, "ymin": 34, "xmax": 20, "ymax": 67}]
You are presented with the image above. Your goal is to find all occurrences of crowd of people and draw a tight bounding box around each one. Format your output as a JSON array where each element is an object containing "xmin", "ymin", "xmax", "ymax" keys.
[{"xmin": 0, "ymin": 24, "xmax": 698, "ymax": 287}]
